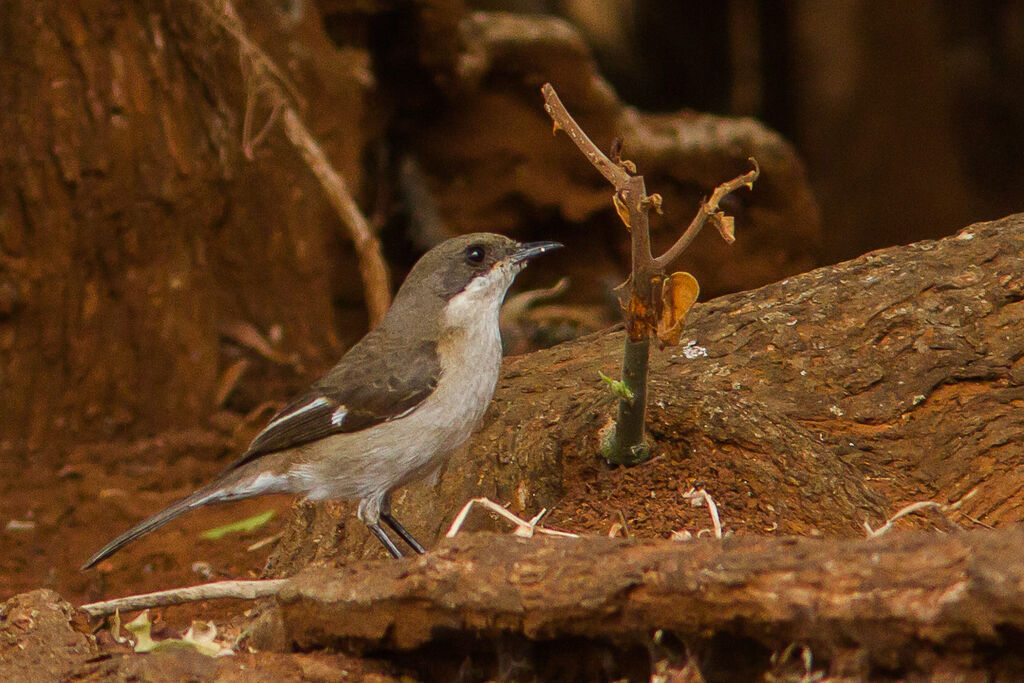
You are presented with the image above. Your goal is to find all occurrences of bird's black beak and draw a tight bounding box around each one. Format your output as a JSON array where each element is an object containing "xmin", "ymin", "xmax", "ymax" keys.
[{"xmin": 511, "ymin": 240, "xmax": 563, "ymax": 264}]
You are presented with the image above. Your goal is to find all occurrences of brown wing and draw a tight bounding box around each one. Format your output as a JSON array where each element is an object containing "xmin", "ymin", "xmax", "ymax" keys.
[{"xmin": 224, "ymin": 336, "xmax": 439, "ymax": 471}]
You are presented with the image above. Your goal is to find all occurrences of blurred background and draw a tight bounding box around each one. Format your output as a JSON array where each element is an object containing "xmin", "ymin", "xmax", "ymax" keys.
[{"xmin": 475, "ymin": 0, "xmax": 1024, "ymax": 263}]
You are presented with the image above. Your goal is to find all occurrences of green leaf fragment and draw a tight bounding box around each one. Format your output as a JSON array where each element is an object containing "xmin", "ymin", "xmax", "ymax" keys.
[
  {"xmin": 599, "ymin": 370, "xmax": 635, "ymax": 403},
  {"xmin": 201, "ymin": 509, "xmax": 275, "ymax": 540}
]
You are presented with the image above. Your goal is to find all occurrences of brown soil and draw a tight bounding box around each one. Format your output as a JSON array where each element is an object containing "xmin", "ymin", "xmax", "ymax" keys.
[
  {"xmin": 0, "ymin": 431, "xmax": 291, "ymax": 628},
  {"xmin": 0, "ymin": 414, "xmax": 931, "ymax": 633}
]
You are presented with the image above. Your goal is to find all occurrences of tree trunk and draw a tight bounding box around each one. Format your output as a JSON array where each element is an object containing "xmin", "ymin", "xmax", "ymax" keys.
[{"xmin": 0, "ymin": 0, "xmax": 372, "ymax": 449}]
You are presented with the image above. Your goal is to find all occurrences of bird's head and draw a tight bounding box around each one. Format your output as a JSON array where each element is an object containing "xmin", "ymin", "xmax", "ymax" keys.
[{"xmin": 393, "ymin": 233, "xmax": 563, "ymax": 325}]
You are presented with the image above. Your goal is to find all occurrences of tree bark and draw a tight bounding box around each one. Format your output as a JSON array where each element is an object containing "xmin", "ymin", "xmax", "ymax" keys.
[
  {"xmin": 275, "ymin": 529, "xmax": 1024, "ymax": 680},
  {"xmin": 270, "ymin": 214, "xmax": 1024, "ymax": 569},
  {"xmin": 0, "ymin": 0, "xmax": 372, "ymax": 449}
]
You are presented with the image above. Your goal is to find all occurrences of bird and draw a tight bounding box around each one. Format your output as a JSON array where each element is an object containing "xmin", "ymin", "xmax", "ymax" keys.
[{"xmin": 82, "ymin": 233, "xmax": 562, "ymax": 569}]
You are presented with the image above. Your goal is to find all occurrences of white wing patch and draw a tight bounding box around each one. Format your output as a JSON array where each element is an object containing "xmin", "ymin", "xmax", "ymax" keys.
[
  {"xmin": 264, "ymin": 397, "xmax": 330, "ymax": 432},
  {"xmin": 391, "ymin": 405, "xmax": 418, "ymax": 421},
  {"xmin": 331, "ymin": 404, "xmax": 348, "ymax": 426}
]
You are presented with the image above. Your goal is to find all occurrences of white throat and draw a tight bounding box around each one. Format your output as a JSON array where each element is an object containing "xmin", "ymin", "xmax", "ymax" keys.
[{"xmin": 443, "ymin": 260, "xmax": 522, "ymax": 332}]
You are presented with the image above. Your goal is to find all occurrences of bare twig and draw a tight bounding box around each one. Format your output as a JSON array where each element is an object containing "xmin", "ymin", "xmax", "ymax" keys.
[
  {"xmin": 958, "ymin": 511, "xmax": 994, "ymax": 529},
  {"xmin": 241, "ymin": 83, "xmax": 285, "ymax": 160},
  {"xmin": 541, "ymin": 84, "xmax": 631, "ymax": 188},
  {"xmin": 500, "ymin": 276, "xmax": 571, "ymax": 324},
  {"xmin": 195, "ymin": 1, "xmax": 304, "ymax": 107},
  {"xmin": 213, "ymin": 358, "xmax": 250, "ymax": 408},
  {"xmin": 863, "ymin": 488, "xmax": 977, "ymax": 538},
  {"xmin": 80, "ymin": 579, "xmax": 290, "ymax": 617},
  {"xmin": 682, "ymin": 487, "xmax": 723, "ymax": 539},
  {"xmin": 542, "ymin": 85, "xmax": 654, "ymax": 279},
  {"xmin": 654, "ymin": 159, "xmax": 760, "ymax": 269},
  {"xmin": 193, "ymin": 0, "xmax": 392, "ymax": 326},
  {"xmin": 542, "ymin": 83, "xmax": 756, "ymax": 466},
  {"xmin": 219, "ymin": 319, "xmax": 302, "ymax": 369},
  {"xmin": 616, "ymin": 508, "xmax": 633, "ymax": 540},
  {"xmin": 544, "ymin": 83, "xmax": 660, "ymax": 464},
  {"xmin": 281, "ymin": 108, "xmax": 391, "ymax": 324},
  {"xmin": 446, "ymin": 497, "xmax": 578, "ymax": 539}
]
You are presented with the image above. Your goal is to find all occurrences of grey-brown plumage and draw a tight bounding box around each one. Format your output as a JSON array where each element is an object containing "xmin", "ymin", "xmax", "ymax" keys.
[{"xmin": 82, "ymin": 233, "xmax": 561, "ymax": 569}]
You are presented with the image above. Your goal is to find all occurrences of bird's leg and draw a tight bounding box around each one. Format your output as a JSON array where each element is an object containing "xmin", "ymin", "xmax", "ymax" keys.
[
  {"xmin": 367, "ymin": 522, "xmax": 403, "ymax": 558},
  {"xmin": 382, "ymin": 515, "xmax": 426, "ymax": 554},
  {"xmin": 380, "ymin": 493, "xmax": 426, "ymax": 554},
  {"xmin": 359, "ymin": 496, "xmax": 404, "ymax": 557}
]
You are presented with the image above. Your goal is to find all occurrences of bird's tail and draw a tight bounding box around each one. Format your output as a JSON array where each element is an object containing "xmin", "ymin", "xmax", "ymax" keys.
[{"xmin": 80, "ymin": 485, "xmax": 224, "ymax": 570}]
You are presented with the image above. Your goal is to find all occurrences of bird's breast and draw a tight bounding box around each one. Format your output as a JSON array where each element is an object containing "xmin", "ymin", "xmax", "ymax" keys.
[
  {"xmin": 294, "ymin": 302, "xmax": 505, "ymax": 500},
  {"xmin": 432, "ymin": 314, "xmax": 503, "ymax": 435}
]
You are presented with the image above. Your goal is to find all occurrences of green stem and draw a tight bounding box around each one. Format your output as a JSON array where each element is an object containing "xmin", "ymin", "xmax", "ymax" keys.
[{"xmin": 602, "ymin": 337, "xmax": 651, "ymax": 465}]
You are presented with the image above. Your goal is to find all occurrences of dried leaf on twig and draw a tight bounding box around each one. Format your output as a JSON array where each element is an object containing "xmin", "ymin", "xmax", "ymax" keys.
[
  {"xmin": 613, "ymin": 192, "xmax": 631, "ymax": 228},
  {"xmin": 713, "ymin": 212, "xmax": 736, "ymax": 244},
  {"xmin": 656, "ymin": 272, "xmax": 700, "ymax": 347}
]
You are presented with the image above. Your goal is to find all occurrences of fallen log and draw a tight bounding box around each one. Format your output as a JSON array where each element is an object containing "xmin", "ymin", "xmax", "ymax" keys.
[{"xmin": 275, "ymin": 529, "xmax": 1024, "ymax": 680}]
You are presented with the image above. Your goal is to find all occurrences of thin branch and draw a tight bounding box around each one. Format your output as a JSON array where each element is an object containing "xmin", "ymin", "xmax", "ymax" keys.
[
  {"xmin": 80, "ymin": 579, "xmax": 290, "ymax": 617},
  {"xmin": 541, "ymin": 84, "xmax": 630, "ymax": 187},
  {"xmin": 241, "ymin": 82, "xmax": 285, "ymax": 160},
  {"xmin": 543, "ymin": 82, "xmax": 658, "ymax": 462},
  {"xmin": 623, "ymin": 176, "xmax": 656, "ymax": 275},
  {"xmin": 281, "ymin": 108, "xmax": 392, "ymax": 324},
  {"xmin": 193, "ymin": 0, "xmax": 392, "ymax": 326},
  {"xmin": 219, "ymin": 319, "xmax": 302, "ymax": 369},
  {"xmin": 194, "ymin": 0, "xmax": 304, "ymax": 107},
  {"xmin": 446, "ymin": 497, "xmax": 578, "ymax": 539},
  {"xmin": 654, "ymin": 159, "xmax": 760, "ymax": 269},
  {"xmin": 542, "ymin": 83, "xmax": 655, "ymax": 280},
  {"xmin": 655, "ymin": 159, "xmax": 759, "ymax": 269}
]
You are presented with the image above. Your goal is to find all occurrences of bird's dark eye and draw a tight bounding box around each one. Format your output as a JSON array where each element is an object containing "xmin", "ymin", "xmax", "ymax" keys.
[{"xmin": 464, "ymin": 245, "xmax": 486, "ymax": 265}]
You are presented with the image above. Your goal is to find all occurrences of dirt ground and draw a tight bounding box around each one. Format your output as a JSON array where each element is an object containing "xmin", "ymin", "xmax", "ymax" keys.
[
  {"xmin": 0, "ymin": 402, "xmax": 941, "ymax": 633},
  {"xmin": 0, "ymin": 429, "xmax": 289, "ymax": 629}
]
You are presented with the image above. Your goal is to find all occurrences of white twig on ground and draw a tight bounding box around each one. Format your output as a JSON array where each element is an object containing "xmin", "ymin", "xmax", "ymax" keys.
[
  {"xmin": 80, "ymin": 579, "xmax": 290, "ymax": 617},
  {"xmin": 863, "ymin": 488, "xmax": 978, "ymax": 538},
  {"xmin": 680, "ymin": 487, "xmax": 723, "ymax": 539},
  {"xmin": 247, "ymin": 532, "xmax": 283, "ymax": 552},
  {"xmin": 446, "ymin": 497, "xmax": 578, "ymax": 539}
]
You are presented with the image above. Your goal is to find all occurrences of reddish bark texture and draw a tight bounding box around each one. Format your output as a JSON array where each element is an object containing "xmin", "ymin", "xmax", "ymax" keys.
[
  {"xmin": 0, "ymin": 1, "xmax": 370, "ymax": 449},
  {"xmin": 275, "ymin": 530, "xmax": 1024, "ymax": 681}
]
